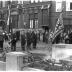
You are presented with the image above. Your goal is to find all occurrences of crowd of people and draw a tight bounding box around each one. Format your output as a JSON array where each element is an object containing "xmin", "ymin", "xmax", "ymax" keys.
[
  {"xmin": 52, "ymin": 29, "xmax": 72, "ymax": 44},
  {"xmin": 0, "ymin": 30, "xmax": 20, "ymax": 52},
  {"xmin": 21, "ymin": 30, "xmax": 38, "ymax": 51},
  {"xmin": 0, "ymin": 29, "xmax": 49, "ymax": 52},
  {"xmin": 1, "ymin": 28, "xmax": 72, "ymax": 52},
  {"xmin": 20, "ymin": 29, "xmax": 49, "ymax": 51}
]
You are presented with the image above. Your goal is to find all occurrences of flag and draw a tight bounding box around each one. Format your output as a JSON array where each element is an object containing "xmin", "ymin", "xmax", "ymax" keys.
[
  {"xmin": 7, "ymin": 5, "xmax": 10, "ymax": 25},
  {"xmin": 52, "ymin": 10, "xmax": 64, "ymax": 41}
]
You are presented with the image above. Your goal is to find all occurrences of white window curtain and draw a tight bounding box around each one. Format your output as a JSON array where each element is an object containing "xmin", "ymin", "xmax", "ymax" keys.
[
  {"xmin": 56, "ymin": 2, "xmax": 62, "ymax": 12},
  {"xmin": 30, "ymin": 20, "xmax": 33, "ymax": 28}
]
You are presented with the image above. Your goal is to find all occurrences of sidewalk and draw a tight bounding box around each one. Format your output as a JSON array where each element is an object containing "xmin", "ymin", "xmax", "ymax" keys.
[
  {"xmin": 16, "ymin": 41, "xmax": 51, "ymax": 60},
  {"xmin": 16, "ymin": 41, "xmax": 50, "ymax": 51},
  {"xmin": 3, "ymin": 41, "xmax": 51, "ymax": 60},
  {"xmin": 16, "ymin": 41, "xmax": 48, "ymax": 49},
  {"xmin": 3, "ymin": 40, "xmax": 51, "ymax": 56}
]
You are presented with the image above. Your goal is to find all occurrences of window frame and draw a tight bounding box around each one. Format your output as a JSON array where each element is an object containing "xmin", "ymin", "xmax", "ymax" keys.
[{"xmin": 56, "ymin": 1, "xmax": 62, "ymax": 12}]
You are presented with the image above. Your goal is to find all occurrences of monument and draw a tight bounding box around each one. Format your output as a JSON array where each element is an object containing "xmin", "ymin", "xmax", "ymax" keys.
[
  {"xmin": 52, "ymin": 43, "xmax": 72, "ymax": 64},
  {"xmin": 6, "ymin": 52, "xmax": 28, "ymax": 71}
]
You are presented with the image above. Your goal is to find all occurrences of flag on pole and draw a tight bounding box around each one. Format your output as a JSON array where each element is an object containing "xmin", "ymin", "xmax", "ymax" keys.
[
  {"xmin": 7, "ymin": 5, "xmax": 10, "ymax": 25},
  {"xmin": 52, "ymin": 9, "xmax": 64, "ymax": 41}
]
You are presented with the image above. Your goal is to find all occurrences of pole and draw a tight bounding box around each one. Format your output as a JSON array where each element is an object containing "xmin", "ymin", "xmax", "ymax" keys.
[
  {"xmin": 7, "ymin": 4, "xmax": 11, "ymax": 34},
  {"xmin": 11, "ymin": 17, "xmax": 13, "ymax": 35},
  {"xmin": 41, "ymin": 5, "xmax": 44, "ymax": 29}
]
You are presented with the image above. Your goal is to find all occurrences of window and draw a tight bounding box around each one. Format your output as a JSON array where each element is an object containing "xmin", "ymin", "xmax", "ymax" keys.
[
  {"xmin": 56, "ymin": 2, "xmax": 62, "ymax": 12},
  {"xmin": 70, "ymin": 3, "xmax": 72, "ymax": 10},
  {"xmin": 30, "ymin": 20, "xmax": 33, "ymax": 28},
  {"xmin": 18, "ymin": 1, "xmax": 23, "ymax": 4},
  {"xmin": 66, "ymin": 1, "xmax": 72, "ymax": 11},
  {"xmin": 35, "ymin": 19, "xmax": 38, "ymax": 28},
  {"xmin": 35, "ymin": 13, "xmax": 38, "ymax": 19}
]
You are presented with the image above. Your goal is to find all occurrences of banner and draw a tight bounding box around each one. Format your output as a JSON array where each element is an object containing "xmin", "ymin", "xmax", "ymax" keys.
[{"xmin": 52, "ymin": 10, "xmax": 64, "ymax": 41}]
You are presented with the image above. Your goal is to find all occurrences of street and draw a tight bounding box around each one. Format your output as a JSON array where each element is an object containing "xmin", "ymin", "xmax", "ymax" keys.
[
  {"xmin": 3, "ymin": 40, "xmax": 51, "ymax": 59},
  {"xmin": 16, "ymin": 41, "xmax": 51, "ymax": 58},
  {"xmin": 16, "ymin": 41, "xmax": 50, "ymax": 51}
]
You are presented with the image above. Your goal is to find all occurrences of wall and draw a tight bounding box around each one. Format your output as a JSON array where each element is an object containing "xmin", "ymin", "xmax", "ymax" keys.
[
  {"xmin": 19, "ymin": 1, "xmax": 52, "ymax": 29},
  {"xmin": 2, "ymin": 1, "xmax": 72, "ymax": 32}
]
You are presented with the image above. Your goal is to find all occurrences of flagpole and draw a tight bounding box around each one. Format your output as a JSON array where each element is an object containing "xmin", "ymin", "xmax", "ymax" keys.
[
  {"xmin": 7, "ymin": 4, "xmax": 10, "ymax": 33},
  {"xmin": 48, "ymin": 7, "xmax": 64, "ymax": 60}
]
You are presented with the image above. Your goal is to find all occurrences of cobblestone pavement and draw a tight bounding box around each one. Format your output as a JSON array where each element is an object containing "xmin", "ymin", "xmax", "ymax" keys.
[
  {"xmin": 16, "ymin": 41, "xmax": 50, "ymax": 51},
  {"xmin": 3, "ymin": 40, "xmax": 51, "ymax": 57},
  {"xmin": 16, "ymin": 41, "xmax": 51, "ymax": 56},
  {"xmin": 16, "ymin": 41, "xmax": 52, "ymax": 61}
]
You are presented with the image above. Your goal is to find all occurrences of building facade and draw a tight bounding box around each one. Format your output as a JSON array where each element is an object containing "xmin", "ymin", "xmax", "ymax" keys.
[
  {"xmin": 0, "ymin": 0, "xmax": 72, "ymax": 33},
  {"xmin": 19, "ymin": 1, "xmax": 51, "ymax": 30},
  {"xmin": 18, "ymin": 0, "xmax": 72, "ymax": 32}
]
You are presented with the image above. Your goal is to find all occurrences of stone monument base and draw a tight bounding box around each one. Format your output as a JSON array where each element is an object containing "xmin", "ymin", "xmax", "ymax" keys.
[
  {"xmin": 6, "ymin": 52, "xmax": 28, "ymax": 71},
  {"xmin": 52, "ymin": 44, "xmax": 72, "ymax": 61}
]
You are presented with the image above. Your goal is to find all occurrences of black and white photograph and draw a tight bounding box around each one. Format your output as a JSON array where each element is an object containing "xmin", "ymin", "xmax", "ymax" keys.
[{"xmin": 0, "ymin": 0, "xmax": 72, "ymax": 71}]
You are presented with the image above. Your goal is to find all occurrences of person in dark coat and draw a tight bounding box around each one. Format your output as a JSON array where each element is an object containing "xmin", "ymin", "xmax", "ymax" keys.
[
  {"xmin": 31, "ymin": 31, "xmax": 37, "ymax": 49},
  {"xmin": 52, "ymin": 34, "xmax": 61, "ymax": 44},
  {"xmin": 0, "ymin": 34, "xmax": 4, "ymax": 52},
  {"xmin": 43, "ymin": 31, "xmax": 46, "ymax": 42},
  {"xmin": 11, "ymin": 33, "xmax": 17, "ymax": 51},
  {"xmin": 16, "ymin": 31, "xmax": 20, "ymax": 41},
  {"xmin": 38, "ymin": 31, "xmax": 40, "ymax": 42},
  {"xmin": 21, "ymin": 31, "xmax": 26, "ymax": 51},
  {"xmin": 26, "ymin": 31, "xmax": 31, "ymax": 50},
  {"xmin": 45, "ymin": 31, "xmax": 48, "ymax": 43},
  {"xmin": 68, "ymin": 32, "xmax": 72, "ymax": 44}
]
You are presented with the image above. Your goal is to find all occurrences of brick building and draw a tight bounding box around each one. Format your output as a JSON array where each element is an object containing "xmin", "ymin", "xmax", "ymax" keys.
[
  {"xmin": 18, "ymin": 1, "xmax": 51, "ymax": 30},
  {"xmin": 0, "ymin": 0, "xmax": 72, "ymax": 33},
  {"xmin": 18, "ymin": 0, "xmax": 72, "ymax": 33}
]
